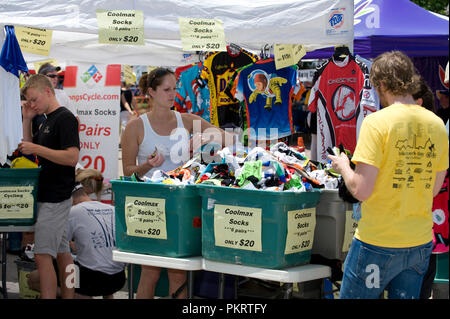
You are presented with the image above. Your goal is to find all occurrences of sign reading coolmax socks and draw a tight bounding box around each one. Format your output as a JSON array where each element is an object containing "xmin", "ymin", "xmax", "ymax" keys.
[
  {"xmin": 64, "ymin": 63, "xmax": 121, "ymax": 181},
  {"xmin": 178, "ymin": 18, "xmax": 227, "ymax": 52},
  {"xmin": 124, "ymin": 196, "xmax": 167, "ymax": 240},
  {"xmin": 0, "ymin": 186, "xmax": 34, "ymax": 219},
  {"xmin": 214, "ymin": 204, "xmax": 262, "ymax": 252},
  {"xmin": 14, "ymin": 26, "xmax": 52, "ymax": 56},
  {"xmin": 284, "ymin": 207, "xmax": 316, "ymax": 254},
  {"xmin": 96, "ymin": 10, "xmax": 145, "ymax": 45}
]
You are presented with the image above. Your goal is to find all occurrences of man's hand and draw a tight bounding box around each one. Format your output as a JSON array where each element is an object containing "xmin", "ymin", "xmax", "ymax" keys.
[
  {"xmin": 328, "ymin": 152, "xmax": 351, "ymax": 175},
  {"xmin": 18, "ymin": 140, "xmax": 39, "ymax": 155},
  {"xmin": 21, "ymin": 100, "xmax": 37, "ymax": 120}
]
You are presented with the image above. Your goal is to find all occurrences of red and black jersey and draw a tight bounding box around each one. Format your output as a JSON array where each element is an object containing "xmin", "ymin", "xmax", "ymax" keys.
[{"xmin": 308, "ymin": 55, "xmax": 377, "ymax": 161}]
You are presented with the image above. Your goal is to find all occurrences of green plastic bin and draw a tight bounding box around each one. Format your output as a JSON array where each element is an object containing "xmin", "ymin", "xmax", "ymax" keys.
[
  {"xmin": 434, "ymin": 252, "xmax": 449, "ymax": 284},
  {"xmin": 198, "ymin": 184, "xmax": 321, "ymax": 269},
  {"xmin": 0, "ymin": 168, "xmax": 41, "ymax": 226},
  {"xmin": 111, "ymin": 180, "xmax": 202, "ymax": 257}
]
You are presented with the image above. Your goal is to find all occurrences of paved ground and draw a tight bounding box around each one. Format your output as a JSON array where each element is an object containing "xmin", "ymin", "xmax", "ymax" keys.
[{"xmin": 1, "ymin": 249, "xmax": 131, "ymax": 299}]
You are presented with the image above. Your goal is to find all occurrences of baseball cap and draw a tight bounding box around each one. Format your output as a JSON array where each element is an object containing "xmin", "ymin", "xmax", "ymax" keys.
[{"xmin": 38, "ymin": 63, "xmax": 61, "ymax": 75}]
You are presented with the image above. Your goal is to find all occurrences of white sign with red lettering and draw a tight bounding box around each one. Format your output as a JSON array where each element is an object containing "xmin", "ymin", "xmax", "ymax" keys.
[{"xmin": 64, "ymin": 62, "xmax": 121, "ymax": 181}]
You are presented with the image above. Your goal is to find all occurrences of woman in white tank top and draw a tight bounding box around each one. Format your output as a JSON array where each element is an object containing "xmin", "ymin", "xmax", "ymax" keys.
[{"xmin": 120, "ymin": 68, "xmax": 234, "ymax": 299}]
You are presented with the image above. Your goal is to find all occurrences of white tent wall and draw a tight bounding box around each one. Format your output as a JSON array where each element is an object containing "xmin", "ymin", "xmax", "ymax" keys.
[{"xmin": 1, "ymin": 0, "xmax": 354, "ymax": 66}]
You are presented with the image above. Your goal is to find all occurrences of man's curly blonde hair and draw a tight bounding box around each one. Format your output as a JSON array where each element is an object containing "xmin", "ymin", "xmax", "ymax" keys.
[{"xmin": 370, "ymin": 51, "xmax": 421, "ymax": 96}]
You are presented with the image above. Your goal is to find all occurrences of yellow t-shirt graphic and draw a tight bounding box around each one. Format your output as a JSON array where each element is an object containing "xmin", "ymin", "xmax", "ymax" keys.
[{"xmin": 352, "ymin": 104, "xmax": 449, "ymax": 248}]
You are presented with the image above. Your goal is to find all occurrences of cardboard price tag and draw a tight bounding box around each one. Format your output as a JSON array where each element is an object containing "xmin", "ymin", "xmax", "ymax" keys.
[
  {"xmin": 285, "ymin": 208, "xmax": 316, "ymax": 254},
  {"xmin": 97, "ymin": 10, "xmax": 145, "ymax": 45},
  {"xmin": 122, "ymin": 65, "xmax": 135, "ymax": 85},
  {"xmin": 0, "ymin": 186, "xmax": 34, "ymax": 219},
  {"xmin": 15, "ymin": 26, "xmax": 53, "ymax": 56},
  {"xmin": 274, "ymin": 44, "xmax": 306, "ymax": 70},
  {"xmin": 274, "ymin": 44, "xmax": 296, "ymax": 70},
  {"xmin": 213, "ymin": 204, "xmax": 262, "ymax": 252},
  {"xmin": 124, "ymin": 196, "xmax": 167, "ymax": 239},
  {"xmin": 178, "ymin": 18, "xmax": 227, "ymax": 52},
  {"xmin": 292, "ymin": 44, "xmax": 307, "ymax": 63},
  {"xmin": 342, "ymin": 210, "xmax": 358, "ymax": 252}
]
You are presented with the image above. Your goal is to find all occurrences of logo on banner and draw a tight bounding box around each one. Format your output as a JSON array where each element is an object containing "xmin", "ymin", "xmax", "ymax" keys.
[
  {"xmin": 329, "ymin": 10, "xmax": 344, "ymax": 29},
  {"xmin": 81, "ymin": 65, "xmax": 103, "ymax": 83}
]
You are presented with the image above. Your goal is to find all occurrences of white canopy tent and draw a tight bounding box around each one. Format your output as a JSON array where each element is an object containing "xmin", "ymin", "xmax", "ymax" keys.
[
  {"xmin": 0, "ymin": 0, "xmax": 354, "ymax": 165},
  {"xmin": 1, "ymin": 0, "xmax": 354, "ymax": 66}
]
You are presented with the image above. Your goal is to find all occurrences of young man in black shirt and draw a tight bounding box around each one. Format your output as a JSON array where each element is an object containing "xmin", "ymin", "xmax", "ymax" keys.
[{"xmin": 19, "ymin": 74, "xmax": 80, "ymax": 299}]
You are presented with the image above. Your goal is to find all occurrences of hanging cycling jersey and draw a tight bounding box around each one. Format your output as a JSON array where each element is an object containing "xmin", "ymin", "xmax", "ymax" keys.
[
  {"xmin": 235, "ymin": 59, "xmax": 302, "ymax": 140},
  {"xmin": 308, "ymin": 55, "xmax": 377, "ymax": 162},
  {"xmin": 174, "ymin": 63, "xmax": 211, "ymax": 122},
  {"xmin": 201, "ymin": 46, "xmax": 259, "ymax": 128}
]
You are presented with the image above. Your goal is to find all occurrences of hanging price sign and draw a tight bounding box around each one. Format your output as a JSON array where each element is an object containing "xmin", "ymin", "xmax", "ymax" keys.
[
  {"xmin": 96, "ymin": 10, "xmax": 145, "ymax": 45},
  {"xmin": 274, "ymin": 44, "xmax": 306, "ymax": 70},
  {"xmin": 178, "ymin": 18, "xmax": 227, "ymax": 52},
  {"xmin": 292, "ymin": 44, "xmax": 307, "ymax": 63},
  {"xmin": 15, "ymin": 26, "xmax": 53, "ymax": 56}
]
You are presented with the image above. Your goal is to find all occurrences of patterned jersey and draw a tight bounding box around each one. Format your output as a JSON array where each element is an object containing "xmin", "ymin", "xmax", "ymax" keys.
[
  {"xmin": 174, "ymin": 63, "xmax": 211, "ymax": 121},
  {"xmin": 235, "ymin": 59, "xmax": 301, "ymax": 140},
  {"xmin": 201, "ymin": 47, "xmax": 259, "ymax": 128},
  {"xmin": 308, "ymin": 55, "xmax": 377, "ymax": 161}
]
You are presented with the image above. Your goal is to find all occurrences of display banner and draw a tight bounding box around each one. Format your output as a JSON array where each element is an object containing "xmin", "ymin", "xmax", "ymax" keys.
[
  {"xmin": 14, "ymin": 26, "xmax": 52, "ymax": 56},
  {"xmin": 64, "ymin": 63, "xmax": 121, "ymax": 181}
]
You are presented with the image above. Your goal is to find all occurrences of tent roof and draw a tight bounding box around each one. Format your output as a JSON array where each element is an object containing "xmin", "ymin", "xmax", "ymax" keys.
[
  {"xmin": 305, "ymin": 0, "xmax": 449, "ymax": 59},
  {"xmin": 354, "ymin": 0, "xmax": 448, "ymax": 37},
  {"xmin": 0, "ymin": 0, "xmax": 354, "ymax": 66}
]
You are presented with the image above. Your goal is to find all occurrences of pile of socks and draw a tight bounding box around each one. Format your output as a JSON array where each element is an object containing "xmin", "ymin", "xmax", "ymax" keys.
[{"xmin": 129, "ymin": 142, "xmax": 340, "ymax": 192}]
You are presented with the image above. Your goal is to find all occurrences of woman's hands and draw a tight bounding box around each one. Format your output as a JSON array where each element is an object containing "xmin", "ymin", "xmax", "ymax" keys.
[{"xmin": 146, "ymin": 149, "xmax": 165, "ymax": 169}]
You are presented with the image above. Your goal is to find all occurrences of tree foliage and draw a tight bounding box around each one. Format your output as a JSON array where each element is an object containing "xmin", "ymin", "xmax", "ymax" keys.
[{"xmin": 410, "ymin": 0, "xmax": 449, "ymax": 16}]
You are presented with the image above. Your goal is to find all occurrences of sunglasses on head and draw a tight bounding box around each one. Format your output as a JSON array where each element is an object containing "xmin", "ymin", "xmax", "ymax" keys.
[{"xmin": 46, "ymin": 74, "xmax": 58, "ymax": 78}]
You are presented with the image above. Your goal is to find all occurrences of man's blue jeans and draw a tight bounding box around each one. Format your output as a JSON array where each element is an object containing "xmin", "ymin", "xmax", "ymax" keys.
[{"xmin": 340, "ymin": 238, "xmax": 433, "ymax": 299}]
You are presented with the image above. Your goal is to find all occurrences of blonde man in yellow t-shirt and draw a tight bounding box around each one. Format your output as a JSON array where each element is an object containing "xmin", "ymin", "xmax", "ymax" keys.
[{"xmin": 329, "ymin": 51, "xmax": 449, "ymax": 299}]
